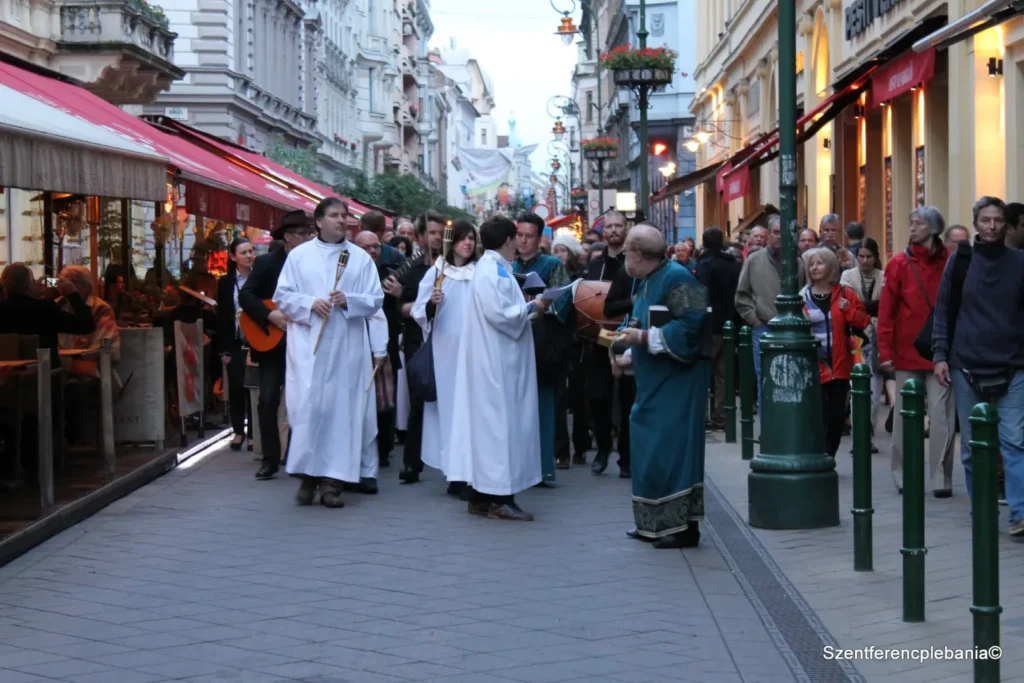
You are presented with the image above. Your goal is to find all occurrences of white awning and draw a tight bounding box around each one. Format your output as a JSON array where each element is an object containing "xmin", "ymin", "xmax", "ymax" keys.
[
  {"xmin": 913, "ymin": 0, "xmax": 1024, "ymax": 52},
  {"xmin": 0, "ymin": 84, "xmax": 169, "ymax": 201}
]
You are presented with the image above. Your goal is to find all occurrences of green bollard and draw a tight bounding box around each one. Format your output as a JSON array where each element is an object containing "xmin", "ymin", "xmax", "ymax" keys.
[
  {"xmin": 850, "ymin": 364, "xmax": 873, "ymax": 572},
  {"xmin": 900, "ymin": 378, "xmax": 927, "ymax": 622},
  {"xmin": 969, "ymin": 403, "xmax": 1002, "ymax": 683},
  {"xmin": 724, "ymin": 321, "xmax": 737, "ymax": 444},
  {"xmin": 739, "ymin": 326, "xmax": 755, "ymax": 460}
]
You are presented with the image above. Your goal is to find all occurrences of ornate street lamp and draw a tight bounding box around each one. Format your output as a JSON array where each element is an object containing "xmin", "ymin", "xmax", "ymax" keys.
[
  {"xmin": 552, "ymin": 118, "xmax": 566, "ymax": 141},
  {"xmin": 551, "ymin": 158, "xmax": 561, "ymax": 171},
  {"xmin": 554, "ymin": 14, "xmax": 578, "ymax": 45}
]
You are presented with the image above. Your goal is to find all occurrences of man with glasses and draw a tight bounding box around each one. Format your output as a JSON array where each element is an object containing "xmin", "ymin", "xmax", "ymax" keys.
[{"xmin": 240, "ymin": 209, "xmax": 317, "ymax": 481}]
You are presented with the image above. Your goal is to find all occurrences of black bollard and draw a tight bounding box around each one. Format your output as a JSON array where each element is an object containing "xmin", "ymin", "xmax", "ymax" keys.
[
  {"xmin": 739, "ymin": 326, "xmax": 754, "ymax": 460},
  {"xmin": 724, "ymin": 321, "xmax": 737, "ymax": 443},
  {"xmin": 900, "ymin": 378, "xmax": 926, "ymax": 622}
]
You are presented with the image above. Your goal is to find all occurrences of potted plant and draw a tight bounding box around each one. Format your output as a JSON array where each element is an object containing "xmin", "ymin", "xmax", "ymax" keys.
[
  {"xmin": 570, "ymin": 188, "xmax": 588, "ymax": 202},
  {"xmin": 599, "ymin": 46, "xmax": 676, "ymax": 88},
  {"xmin": 582, "ymin": 136, "xmax": 618, "ymax": 160}
]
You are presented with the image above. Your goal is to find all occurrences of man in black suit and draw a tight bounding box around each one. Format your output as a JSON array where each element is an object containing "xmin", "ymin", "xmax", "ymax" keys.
[
  {"xmin": 695, "ymin": 226, "xmax": 742, "ymax": 431},
  {"xmin": 239, "ymin": 210, "xmax": 316, "ymax": 480}
]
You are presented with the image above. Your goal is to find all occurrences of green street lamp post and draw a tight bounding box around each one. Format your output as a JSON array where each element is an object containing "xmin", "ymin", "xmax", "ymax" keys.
[
  {"xmin": 747, "ymin": 0, "xmax": 839, "ymax": 530},
  {"xmin": 637, "ymin": 0, "xmax": 649, "ymax": 218}
]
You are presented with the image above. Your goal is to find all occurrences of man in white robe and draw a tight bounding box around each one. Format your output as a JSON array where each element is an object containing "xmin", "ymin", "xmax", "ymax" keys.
[
  {"xmin": 447, "ymin": 216, "xmax": 550, "ymax": 521},
  {"xmin": 273, "ymin": 197, "xmax": 386, "ymax": 507}
]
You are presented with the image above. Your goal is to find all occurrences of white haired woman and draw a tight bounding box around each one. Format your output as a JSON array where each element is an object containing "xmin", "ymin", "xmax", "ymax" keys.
[{"xmin": 801, "ymin": 247, "xmax": 870, "ymax": 459}]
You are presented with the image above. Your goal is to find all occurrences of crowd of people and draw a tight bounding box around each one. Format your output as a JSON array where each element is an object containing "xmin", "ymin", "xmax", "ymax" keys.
[{"xmin": 228, "ymin": 199, "xmax": 711, "ymax": 549}]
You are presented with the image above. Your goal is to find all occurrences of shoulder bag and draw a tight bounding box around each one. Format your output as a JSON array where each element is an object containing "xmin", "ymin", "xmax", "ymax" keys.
[
  {"xmin": 405, "ymin": 328, "xmax": 437, "ymax": 403},
  {"xmin": 909, "ymin": 245, "xmax": 972, "ymax": 362}
]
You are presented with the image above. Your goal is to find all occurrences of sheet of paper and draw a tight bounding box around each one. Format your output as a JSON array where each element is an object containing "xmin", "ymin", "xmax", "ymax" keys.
[
  {"xmin": 518, "ymin": 271, "xmax": 546, "ymax": 291},
  {"xmin": 539, "ymin": 279, "xmax": 580, "ymax": 302}
]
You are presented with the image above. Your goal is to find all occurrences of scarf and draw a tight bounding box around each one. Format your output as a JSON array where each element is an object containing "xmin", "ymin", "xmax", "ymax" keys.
[{"xmin": 802, "ymin": 286, "xmax": 830, "ymax": 361}]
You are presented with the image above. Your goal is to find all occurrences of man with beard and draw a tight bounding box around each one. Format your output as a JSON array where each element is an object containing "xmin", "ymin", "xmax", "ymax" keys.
[
  {"xmin": 397, "ymin": 210, "xmax": 446, "ymax": 485},
  {"xmin": 582, "ymin": 210, "xmax": 635, "ymax": 478}
]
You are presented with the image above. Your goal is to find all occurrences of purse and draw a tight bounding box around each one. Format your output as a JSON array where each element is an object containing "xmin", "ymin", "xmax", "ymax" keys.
[
  {"xmin": 405, "ymin": 328, "xmax": 437, "ymax": 403},
  {"xmin": 963, "ymin": 368, "xmax": 1016, "ymax": 402},
  {"xmin": 904, "ymin": 256, "xmax": 935, "ymax": 361}
]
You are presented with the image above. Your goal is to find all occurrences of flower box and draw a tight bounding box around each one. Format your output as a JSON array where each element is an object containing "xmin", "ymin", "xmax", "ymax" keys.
[
  {"xmin": 612, "ymin": 67, "xmax": 673, "ymax": 88},
  {"xmin": 581, "ymin": 136, "xmax": 618, "ymax": 160},
  {"xmin": 584, "ymin": 148, "xmax": 617, "ymax": 160},
  {"xmin": 599, "ymin": 46, "xmax": 676, "ymax": 71}
]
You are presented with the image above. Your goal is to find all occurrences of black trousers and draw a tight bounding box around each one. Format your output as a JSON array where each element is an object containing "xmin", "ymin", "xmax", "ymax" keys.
[
  {"xmin": 257, "ymin": 352, "xmax": 286, "ymax": 470},
  {"xmin": 822, "ymin": 379, "xmax": 849, "ymax": 459},
  {"xmin": 377, "ymin": 410, "xmax": 394, "ymax": 463},
  {"xmin": 403, "ymin": 397, "xmax": 424, "ymax": 473},
  {"xmin": 472, "ymin": 489, "xmax": 513, "ymax": 505},
  {"xmin": 556, "ymin": 348, "xmax": 592, "ymax": 459},
  {"xmin": 588, "ymin": 351, "xmax": 635, "ymax": 468},
  {"xmin": 225, "ymin": 342, "xmax": 251, "ymax": 438}
]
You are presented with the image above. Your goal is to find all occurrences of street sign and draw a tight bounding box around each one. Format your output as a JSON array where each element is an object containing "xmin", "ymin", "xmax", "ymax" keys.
[{"xmin": 165, "ymin": 107, "xmax": 189, "ymax": 121}]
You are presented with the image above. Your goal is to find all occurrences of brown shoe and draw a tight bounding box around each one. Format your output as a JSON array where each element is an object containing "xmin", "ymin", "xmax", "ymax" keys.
[
  {"xmin": 467, "ymin": 500, "xmax": 489, "ymax": 516},
  {"xmin": 319, "ymin": 478, "xmax": 345, "ymax": 508},
  {"xmin": 295, "ymin": 476, "xmax": 317, "ymax": 505},
  {"xmin": 487, "ymin": 503, "xmax": 534, "ymax": 521}
]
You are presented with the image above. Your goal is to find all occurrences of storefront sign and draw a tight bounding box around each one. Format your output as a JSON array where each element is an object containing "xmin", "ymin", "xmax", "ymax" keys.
[
  {"xmin": 871, "ymin": 48, "xmax": 935, "ymax": 105},
  {"xmin": 845, "ymin": 0, "xmax": 904, "ymax": 41},
  {"xmin": 722, "ymin": 165, "xmax": 751, "ymax": 202}
]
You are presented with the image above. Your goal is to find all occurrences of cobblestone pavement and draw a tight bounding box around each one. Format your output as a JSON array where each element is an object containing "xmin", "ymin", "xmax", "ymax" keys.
[
  {"xmin": 0, "ymin": 438, "xmax": 862, "ymax": 683},
  {"xmin": 706, "ymin": 427, "xmax": 1024, "ymax": 683}
]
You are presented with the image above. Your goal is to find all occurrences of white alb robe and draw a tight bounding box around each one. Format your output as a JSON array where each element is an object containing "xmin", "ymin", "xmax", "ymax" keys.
[
  {"xmin": 273, "ymin": 239, "xmax": 385, "ymax": 482},
  {"xmin": 447, "ymin": 250, "xmax": 542, "ymax": 495},
  {"xmin": 411, "ymin": 257, "xmax": 475, "ymax": 477}
]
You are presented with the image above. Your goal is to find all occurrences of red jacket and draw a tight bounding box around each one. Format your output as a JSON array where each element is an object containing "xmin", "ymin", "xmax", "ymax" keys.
[
  {"xmin": 803, "ymin": 284, "xmax": 871, "ymax": 383},
  {"xmin": 876, "ymin": 243, "xmax": 949, "ymax": 371}
]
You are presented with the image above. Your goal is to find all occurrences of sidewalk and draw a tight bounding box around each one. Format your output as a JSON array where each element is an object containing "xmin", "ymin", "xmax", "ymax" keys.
[
  {"xmin": 0, "ymin": 439, "xmax": 852, "ymax": 683},
  {"xmin": 705, "ymin": 426, "xmax": 1024, "ymax": 682}
]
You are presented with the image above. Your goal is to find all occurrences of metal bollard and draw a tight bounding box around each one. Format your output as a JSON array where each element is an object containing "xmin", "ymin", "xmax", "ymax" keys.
[
  {"xmin": 969, "ymin": 403, "xmax": 1002, "ymax": 683},
  {"xmin": 36, "ymin": 349, "xmax": 54, "ymax": 512},
  {"xmin": 900, "ymin": 378, "xmax": 926, "ymax": 622},
  {"xmin": 99, "ymin": 339, "xmax": 116, "ymax": 477},
  {"xmin": 724, "ymin": 321, "xmax": 737, "ymax": 443},
  {"xmin": 739, "ymin": 326, "xmax": 754, "ymax": 461},
  {"xmin": 850, "ymin": 363, "xmax": 873, "ymax": 572}
]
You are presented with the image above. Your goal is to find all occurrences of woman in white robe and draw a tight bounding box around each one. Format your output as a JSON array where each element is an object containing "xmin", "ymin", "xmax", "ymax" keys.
[{"xmin": 411, "ymin": 221, "xmax": 478, "ymax": 487}]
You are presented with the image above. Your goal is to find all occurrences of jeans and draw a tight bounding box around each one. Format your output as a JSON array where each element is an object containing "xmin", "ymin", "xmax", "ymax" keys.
[
  {"xmin": 952, "ymin": 370, "xmax": 1024, "ymax": 524},
  {"xmin": 752, "ymin": 324, "xmax": 770, "ymax": 417}
]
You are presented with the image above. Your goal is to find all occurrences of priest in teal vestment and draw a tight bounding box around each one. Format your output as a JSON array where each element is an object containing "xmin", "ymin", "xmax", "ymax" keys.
[
  {"xmin": 614, "ymin": 225, "xmax": 711, "ymax": 549},
  {"xmin": 513, "ymin": 214, "xmax": 572, "ymax": 485}
]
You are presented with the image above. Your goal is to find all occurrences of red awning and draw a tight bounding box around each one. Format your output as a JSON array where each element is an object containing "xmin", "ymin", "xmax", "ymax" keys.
[
  {"xmin": 0, "ymin": 61, "xmax": 315, "ymax": 230},
  {"xmin": 162, "ymin": 120, "xmax": 383, "ymax": 223},
  {"xmin": 871, "ymin": 48, "xmax": 935, "ymax": 106}
]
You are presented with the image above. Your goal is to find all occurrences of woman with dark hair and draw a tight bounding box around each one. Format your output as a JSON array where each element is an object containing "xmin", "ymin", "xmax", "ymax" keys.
[
  {"xmin": 411, "ymin": 219, "xmax": 478, "ymax": 495},
  {"xmin": 389, "ymin": 235, "xmax": 413, "ymax": 258},
  {"xmin": 841, "ymin": 236, "xmax": 883, "ymax": 453},
  {"xmin": 217, "ymin": 236, "xmax": 256, "ymax": 450}
]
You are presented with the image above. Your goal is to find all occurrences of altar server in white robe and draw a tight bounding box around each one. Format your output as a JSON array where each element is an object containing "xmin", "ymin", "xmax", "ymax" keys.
[
  {"xmin": 447, "ymin": 215, "xmax": 551, "ymax": 521},
  {"xmin": 411, "ymin": 220, "xmax": 478, "ymax": 493},
  {"xmin": 273, "ymin": 197, "xmax": 386, "ymax": 508}
]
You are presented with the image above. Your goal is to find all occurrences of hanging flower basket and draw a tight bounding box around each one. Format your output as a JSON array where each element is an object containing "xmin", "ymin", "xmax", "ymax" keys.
[
  {"xmin": 570, "ymin": 188, "xmax": 588, "ymax": 201},
  {"xmin": 600, "ymin": 46, "xmax": 675, "ymax": 88},
  {"xmin": 582, "ymin": 136, "xmax": 618, "ymax": 160}
]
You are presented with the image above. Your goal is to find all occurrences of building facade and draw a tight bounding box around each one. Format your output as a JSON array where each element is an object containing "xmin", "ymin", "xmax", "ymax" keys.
[{"xmin": 688, "ymin": 0, "xmax": 1024, "ymax": 257}]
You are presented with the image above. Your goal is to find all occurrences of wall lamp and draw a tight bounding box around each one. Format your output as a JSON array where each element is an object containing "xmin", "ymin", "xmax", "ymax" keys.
[{"xmin": 988, "ymin": 57, "xmax": 1004, "ymax": 78}]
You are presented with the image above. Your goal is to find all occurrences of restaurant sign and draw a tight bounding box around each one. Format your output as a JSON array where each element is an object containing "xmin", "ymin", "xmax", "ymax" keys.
[{"xmin": 845, "ymin": 0, "xmax": 903, "ymax": 41}]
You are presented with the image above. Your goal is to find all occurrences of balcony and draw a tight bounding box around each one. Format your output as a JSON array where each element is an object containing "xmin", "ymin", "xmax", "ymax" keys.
[
  {"xmin": 55, "ymin": 0, "xmax": 183, "ymax": 104},
  {"xmin": 357, "ymin": 34, "xmax": 389, "ymax": 65}
]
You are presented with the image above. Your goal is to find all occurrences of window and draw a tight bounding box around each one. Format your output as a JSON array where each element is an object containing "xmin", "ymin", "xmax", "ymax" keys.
[
  {"xmin": 481, "ymin": 129, "xmax": 487, "ymax": 145},
  {"xmin": 368, "ymin": 67, "xmax": 374, "ymax": 112},
  {"xmin": 586, "ymin": 90, "xmax": 593, "ymax": 123}
]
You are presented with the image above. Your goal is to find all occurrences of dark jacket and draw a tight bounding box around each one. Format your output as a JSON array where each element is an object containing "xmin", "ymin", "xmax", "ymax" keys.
[
  {"xmin": 398, "ymin": 254, "xmax": 433, "ymax": 358},
  {"xmin": 695, "ymin": 248, "xmax": 742, "ymax": 334},
  {"xmin": 584, "ymin": 247, "xmax": 634, "ymax": 319},
  {"xmin": 216, "ymin": 271, "xmax": 243, "ymax": 352},
  {"xmin": 238, "ymin": 248, "xmax": 287, "ymax": 362},
  {"xmin": 0, "ymin": 292, "xmax": 95, "ymax": 362},
  {"xmin": 376, "ymin": 262, "xmax": 403, "ymax": 365},
  {"xmin": 933, "ymin": 239, "xmax": 1024, "ymax": 372}
]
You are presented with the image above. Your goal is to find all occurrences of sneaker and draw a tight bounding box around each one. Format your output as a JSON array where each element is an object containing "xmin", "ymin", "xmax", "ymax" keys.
[{"xmin": 1009, "ymin": 519, "xmax": 1024, "ymax": 537}]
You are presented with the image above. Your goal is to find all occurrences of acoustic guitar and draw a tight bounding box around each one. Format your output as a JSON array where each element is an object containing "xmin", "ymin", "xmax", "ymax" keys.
[{"xmin": 238, "ymin": 300, "xmax": 285, "ymax": 353}]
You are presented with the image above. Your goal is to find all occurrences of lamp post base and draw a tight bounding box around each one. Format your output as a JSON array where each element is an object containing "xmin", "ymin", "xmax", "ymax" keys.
[{"xmin": 749, "ymin": 469, "xmax": 839, "ymax": 529}]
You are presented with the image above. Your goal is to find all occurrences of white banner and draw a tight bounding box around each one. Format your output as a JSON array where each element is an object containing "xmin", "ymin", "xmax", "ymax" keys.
[{"xmin": 173, "ymin": 320, "xmax": 205, "ymax": 419}]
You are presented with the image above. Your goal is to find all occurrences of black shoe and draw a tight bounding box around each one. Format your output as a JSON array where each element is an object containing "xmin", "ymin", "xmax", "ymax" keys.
[
  {"xmin": 344, "ymin": 478, "xmax": 378, "ymax": 494},
  {"xmin": 459, "ymin": 486, "xmax": 475, "ymax": 502},
  {"xmin": 619, "ymin": 466, "xmax": 631, "ymax": 479},
  {"xmin": 399, "ymin": 468, "xmax": 420, "ymax": 484},
  {"xmin": 572, "ymin": 453, "xmax": 587, "ymax": 465},
  {"xmin": 379, "ymin": 455, "xmax": 390, "ymax": 469},
  {"xmin": 653, "ymin": 523, "xmax": 700, "ymax": 549},
  {"xmin": 229, "ymin": 436, "xmax": 244, "ymax": 451},
  {"xmin": 626, "ymin": 528, "xmax": 653, "ymax": 542},
  {"xmin": 247, "ymin": 443, "xmax": 253, "ymax": 452},
  {"xmin": 556, "ymin": 457, "xmax": 570, "ymax": 470},
  {"xmin": 934, "ymin": 489, "xmax": 953, "ymax": 498},
  {"xmin": 591, "ymin": 451, "xmax": 610, "ymax": 475},
  {"xmin": 255, "ymin": 465, "xmax": 277, "ymax": 480},
  {"xmin": 447, "ymin": 482, "xmax": 466, "ymax": 497}
]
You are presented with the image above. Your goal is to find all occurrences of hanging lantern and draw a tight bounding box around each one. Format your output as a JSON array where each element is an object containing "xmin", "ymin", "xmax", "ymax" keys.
[
  {"xmin": 554, "ymin": 15, "xmax": 578, "ymax": 45},
  {"xmin": 551, "ymin": 158, "xmax": 561, "ymax": 170},
  {"xmin": 552, "ymin": 118, "xmax": 566, "ymax": 141}
]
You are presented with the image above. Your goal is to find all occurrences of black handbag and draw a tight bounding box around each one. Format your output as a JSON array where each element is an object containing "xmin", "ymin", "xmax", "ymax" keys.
[{"xmin": 406, "ymin": 329, "xmax": 437, "ymax": 403}]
